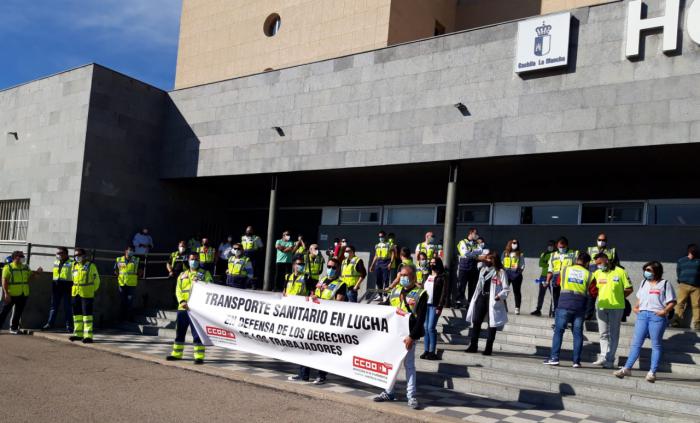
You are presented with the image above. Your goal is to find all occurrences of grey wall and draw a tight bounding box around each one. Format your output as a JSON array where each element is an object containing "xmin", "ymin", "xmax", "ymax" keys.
[
  {"xmin": 0, "ymin": 65, "xmax": 94, "ymax": 268},
  {"xmin": 163, "ymin": 0, "xmax": 700, "ymax": 179}
]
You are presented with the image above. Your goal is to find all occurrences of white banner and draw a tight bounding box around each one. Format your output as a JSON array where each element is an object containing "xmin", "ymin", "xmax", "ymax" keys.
[{"xmin": 187, "ymin": 282, "xmax": 411, "ymax": 390}]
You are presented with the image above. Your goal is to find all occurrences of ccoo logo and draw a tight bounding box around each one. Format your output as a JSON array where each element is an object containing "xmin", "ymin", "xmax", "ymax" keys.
[
  {"xmin": 353, "ymin": 356, "xmax": 392, "ymax": 375},
  {"xmin": 206, "ymin": 326, "xmax": 236, "ymax": 339}
]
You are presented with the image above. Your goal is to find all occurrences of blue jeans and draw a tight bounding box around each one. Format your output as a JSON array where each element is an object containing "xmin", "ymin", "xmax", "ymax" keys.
[
  {"xmin": 423, "ymin": 305, "xmax": 439, "ymax": 353},
  {"xmin": 550, "ymin": 308, "xmax": 585, "ymax": 364},
  {"xmin": 375, "ymin": 263, "xmax": 390, "ymax": 292},
  {"xmin": 624, "ymin": 310, "xmax": 667, "ymax": 373},
  {"xmin": 47, "ymin": 280, "xmax": 73, "ymax": 329},
  {"xmin": 175, "ymin": 310, "xmax": 201, "ymax": 344},
  {"xmin": 347, "ymin": 288, "xmax": 358, "ymax": 303},
  {"xmin": 385, "ymin": 342, "xmax": 416, "ymax": 400}
]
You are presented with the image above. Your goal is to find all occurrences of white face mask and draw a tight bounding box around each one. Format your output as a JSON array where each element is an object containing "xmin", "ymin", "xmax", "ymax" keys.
[
  {"xmin": 597, "ymin": 240, "xmax": 607, "ymax": 247},
  {"xmin": 344, "ymin": 252, "xmax": 350, "ymax": 258},
  {"xmin": 283, "ymin": 235, "xmax": 290, "ymax": 241},
  {"xmin": 512, "ymin": 243, "xmax": 518, "ymax": 250},
  {"xmin": 178, "ymin": 246, "xmax": 186, "ymax": 253},
  {"xmin": 233, "ymin": 249, "xmax": 242, "ymax": 257},
  {"xmin": 56, "ymin": 253, "xmax": 63, "ymax": 260}
]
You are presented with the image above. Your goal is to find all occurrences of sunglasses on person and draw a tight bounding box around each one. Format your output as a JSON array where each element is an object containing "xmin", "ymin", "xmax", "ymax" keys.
[{"xmin": 326, "ymin": 265, "xmax": 337, "ymax": 270}]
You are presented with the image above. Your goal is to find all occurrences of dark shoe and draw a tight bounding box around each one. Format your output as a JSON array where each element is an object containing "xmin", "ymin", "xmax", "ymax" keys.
[
  {"xmin": 482, "ymin": 350, "xmax": 493, "ymax": 356},
  {"xmin": 166, "ymin": 355, "xmax": 180, "ymax": 361},
  {"xmin": 426, "ymin": 352, "xmax": 440, "ymax": 361},
  {"xmin": 373, "ymin": 392, "xmax": 395, "ymax": 402},
  {"xmin": 69, "ymin": 336, "xmax": 83, "ymax": 342},
  {"xmin": 419, "ymin": 352, "xmax": 429, "ymax": 359},
  {"xmin": 194, "ymin": 358, "xmax": 204, "ymax": 365},
  {"xmin": 82, "ymin": 338, "xmax": 93, "ymax": 344},
  {"xmin": 530, "ymin": 310, "xmax": 542, "ymax": 316},
  {"xmin": 465, "ymin": 345, "xmax": 478, "ymax": 353}
]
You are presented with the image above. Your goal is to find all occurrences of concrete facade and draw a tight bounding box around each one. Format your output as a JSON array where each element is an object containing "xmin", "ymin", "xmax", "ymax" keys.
[{"xmin": 165, "ymin": 0, "xmax": 700, "ymax": 179}]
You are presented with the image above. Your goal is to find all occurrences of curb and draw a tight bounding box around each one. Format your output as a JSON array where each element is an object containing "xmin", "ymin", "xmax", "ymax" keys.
[{"xmin": 31, "ymin": 332, "xmax": 464, "ymax": 423}]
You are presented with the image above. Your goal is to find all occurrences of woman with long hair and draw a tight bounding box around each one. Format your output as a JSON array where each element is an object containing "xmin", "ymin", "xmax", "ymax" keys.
[
  {"xmin": 420, "ymin": 257, "xmax": 450, "ymax": 360},
  {"xmin": 503, "ymin": 239, "xmax": 525, "ymax": 315}
]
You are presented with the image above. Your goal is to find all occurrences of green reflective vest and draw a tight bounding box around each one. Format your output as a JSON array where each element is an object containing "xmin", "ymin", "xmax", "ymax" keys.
[
  {"xmin": 306, "ymin": 254, "xmax": 324, "ymax": 280},
  {"xmin": 227, "ymin": 256, "xmax": 250, "ymax": 276},
  {"xmin": 176, "ymin": 268, "xmax": 213, "ymax": 310},
  {"xmin": 2, "ymin": 262, "xmax": 31, "ymax": 296},
  {"xmin": 341, "ymin": 256, "xmax": 362, "ymax": 287},
  {"xmin": 285, "ymin": 273, "xmax": 307, "ymax": 296},
  {"xmin": 560, "ymin": 265, "xmax": 592, "ymax": 297},
  {"xmin": 587, "ymin": 246, "xmax": 616, "ymax": 262},
  {"xmin": 549, "ymin": 249, "xmax": 579, "ymax": 274},
  {"xmin": 315, "ymin": 277, "xmax": 345, "ymax": 300},
  {"xmin": 197, "ymin": 246, "xmax": 216, "ymax": 264},
  {"xmin": 53, "ymin": 259, "xmax": 73, "ymax": 282},
  {"xmin": 116, "ymin": 256, "xmax": 139, "ymax": 287},
  {"xmin": 388, "ymin": 286, "xmax": 426, "ymax": 316},
  {"xmin": 416, "ymin": 242, "xmax": 441, "ymax": 260},
  {"xmin": 71, "ymin": 262, "xmax": 100, "ymax": 298},
  {"xmin": 375, "ymin": 242, "xmax": 391, "ymax": 260}
]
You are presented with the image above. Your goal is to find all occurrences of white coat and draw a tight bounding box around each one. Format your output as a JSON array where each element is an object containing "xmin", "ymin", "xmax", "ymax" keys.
[{"xmin": 466, "ymin": 267, "xmax": 511, "ymax": 328}]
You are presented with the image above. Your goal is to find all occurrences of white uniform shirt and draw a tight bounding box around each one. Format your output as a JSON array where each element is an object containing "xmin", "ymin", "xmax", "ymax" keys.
[{"xmin": 132, "ymin": 233, "xmax": 154, "ymax": 255}]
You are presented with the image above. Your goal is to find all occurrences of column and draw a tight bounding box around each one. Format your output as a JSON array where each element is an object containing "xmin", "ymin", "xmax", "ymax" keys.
[
  {"xmin": 441, "ymin": 163, "xmax": 458, "ymax": 303},
  {"xmin": 263, "ymin": 175, "xmax": 278, "ymax": 291}
]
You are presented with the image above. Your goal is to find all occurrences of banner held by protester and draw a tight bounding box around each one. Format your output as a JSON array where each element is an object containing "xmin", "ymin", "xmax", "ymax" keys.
[{"xmin": 187, "ymin": 282, "xmax": 411, "ymax": 389}]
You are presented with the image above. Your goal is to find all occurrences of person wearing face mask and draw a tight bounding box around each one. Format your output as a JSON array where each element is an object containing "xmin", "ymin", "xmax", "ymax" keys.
[
  {"xmin": 374, "ymin": 265, "xmax": 427, "ymax": 409},
  {"xmin": 167, "ymin": 241, "xmax": 189, "ymax": 279},
  {"xmin": 114, "ymin": 246, "xmax": 142, "ymax": 322},
  {"xmin": 293, "ymin": 235, "xmax": 307, "ymax": 261},
  {"xmin": 275, "ymin": 230, "xmax": 296, "ymax": 292},
  {"xmin": 283, "ymin": 258, "xmax": 310, "ymax": 297},
  {"xmin": 305, "ymin": 244, "xmax": 325, "ymax": 284},
  {"xmin": 43, "ymin": 247, "xmax": 74, "ymax": 332},
  {"xmin": 387, "ymin": 233, "xmax": 399, "ymax": 281},
  {"xmin": 326, "ymin": 238, "xmax": 341, "ymax": 260},
  {"xmin": 226, "ymin": 243, "xmax": 253, "ymax": 289},
  {"xmin": 197, "ymin": 238, "xmax": 216, "ymax": 274},
  {"xmin": 216, "ymin": 235, "xmax": 235, "ymax": 277},
  {"xmin": 590, "ymin": 253, "xmax": 633, "ymax": 369},
  {"xmin": 585, "ymin": 233, "xmax": 619, "ymax": 321},
  {"xmin": 70, "ymin": 249, "xmax": 100, "ymax": 343},
  {"xmin": 502, "ymin": 239, "xmax": 525, "ymax": 315},
  {"xmin": 167, "ymin": 253, "xmax": 212, "ymax": 364},
  {"xmin": 132, "ymin": 228, "xmax": 154, "ymax": 256},
  {"xmin": 421, "ymin": 257, "xmax": 449, "ymax": 360},
  {"xmin": 543, "ymin": 253, "xmax": 594, "ymax": 368},
  {"xmin": 415, "ymin": 231, "xmax": 443, "ymax": 262},
  {"xmin": 465, "ymin": 252, "xmax": 510, "ymax": 356},
  {"xmin": 369, "ymin": 231, "xmax": 394, "ymax": 302},
  {"xmin": 456, "ymin": 228, "xmax": 487, "ymax": 308},
  {"xmin": 415, "ymin": 252, "xmax": 429, "ymax": 287},
  {"xmin": 292, "ymin": 259, "xmax": 346, "ymax": 385},
  {"xmin": 341, "ymin": 245, "xmax": 367, "ymax": 303},
  {"xmin": 187, "ymin": 234, "xmax": 201, "ymax": 252},
  {"xmin": 615, "ymin": 262, "xmax": 676, "ymax": 383},
  {"xmin": 241, "ymin": 226, "xmax": 264, "ymax": 284},
  {"xmin": 532, "ymin": 240, "xmax": 556, "ymax": 316},
  {"xmin": 0, "ymin": 251, "xmax": 43, "ymax": 335},
  {"xmin": 388, "ymin": 248, "xmax": 414, "ymax": 291},
  {"xmin": 541, "ymin": 237, "xmax": 579, "ymax": 316}
]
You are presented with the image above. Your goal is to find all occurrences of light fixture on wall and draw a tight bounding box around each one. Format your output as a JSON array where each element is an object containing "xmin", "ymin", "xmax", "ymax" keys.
[
  {"xmin": 272, "ymin": 126, "xmax": 285, "ymax": 137},
  {"xmin": 7, "ymin": 131, "xmax": 18, "ymax": 141},
  {"xmin": 454, "ymin": 103, "xmax": 470, "ymax": 117}
]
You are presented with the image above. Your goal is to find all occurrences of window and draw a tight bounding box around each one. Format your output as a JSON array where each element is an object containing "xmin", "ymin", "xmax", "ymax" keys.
[
  {"xmin": 581, "ymin": 202, "xmax": 644, "ymax": 224},
  {"xmin": 385, "ymin": 206, "xmax": 435, "ymax": 225},
  {"xmin": 650, "ymin": 204, "xmax": 700, "ymax": 225},
  {"xmin": 264, "ymin": 13, "xmax": 281, "ymax": 37},
  {"xmin": 0, "ymin": 199, "xmax": 30, "ymax": 241},
  {"xmin": 521, "ymin": 205, "xmax": 578, "ymax": 224},
  {"xmin": 437, "ymin": 205, "xmax": 491, "ymax": 224},
  {"xmin": 434, "ymin": 20, "xmax": 446, "ymax": 36},
  {"xmin": 339, "ymin": 208, "xmax": 380, "ymax": 225}
]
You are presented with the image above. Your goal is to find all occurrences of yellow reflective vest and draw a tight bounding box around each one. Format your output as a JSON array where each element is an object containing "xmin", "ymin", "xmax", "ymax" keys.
[
  {"xmin": 559, "ymin": 265, "xmax": 592, "ymax": 297},
  {"xmin": 549, "ymin": 249, "xmax": 579, "ymax": 275},
  {"xmin": 341, "ymin": 256, "xmax": 362, "ymax": 288},
  {"xmin": 587, "ymin": 246, "xmax": 616, "ymax": 262},
  {"xmin": 241, "ymin": 235, "xmax": 261, "ymax": 251},
  {"xmin": 389, "ymin": 286, "xmax": 427, "ymax": 316},
  {"xmin": 314, "ymin": 277, "xmax": 346, "ymax": 300},
  {"xmin": 502, "ymin": 253, "xmax": 523, "ymax": 270},
  {"xmin": 176, "ymin": 268, "xmax": 213, "ymax": 310},
  {"xmin": 306, "ymin": 254, "xmax": 324, "ymax": 281},
  {"xmin": 197, "ymin": 246, "xmax": 216, "ymax": 264},
  {"xmin": 285, "ymin": 273, "xmax": 308, "ymax": 296},
  {"xmin": 53, "ymin": 259, "xmax": 73, "ymax": 282},
  {"xmin": 116, "ymin": 256, "xmax": 139, "ymax": 287},
  {"xmin": 71, "ymin": 261, "xmax": 101, "ymax": 298},
  {"xmin": 416, "ymin": 242, "xmax": 441, "ymax": 260},
  {"xmin": 375, "ymin": 242, "xmax": 392, "ymax": 260},
  {"xmin": 227, "ymin": 256, "xmax": 250, "ymax": 276},
  {"xmin": 2, "ymin": 262, "xmax": 31, "ymax": 296}
]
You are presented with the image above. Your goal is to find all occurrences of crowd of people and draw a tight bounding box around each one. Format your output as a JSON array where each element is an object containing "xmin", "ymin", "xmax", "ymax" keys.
[{"xmin": 1, "ymin": 226, "xmax": 698, "ymax": 409}]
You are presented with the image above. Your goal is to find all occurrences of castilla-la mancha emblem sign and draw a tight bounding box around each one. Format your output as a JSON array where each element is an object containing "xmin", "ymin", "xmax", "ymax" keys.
[{"xmin": 515, "ymin": 12, "xmax": 571, "ymax": 73}]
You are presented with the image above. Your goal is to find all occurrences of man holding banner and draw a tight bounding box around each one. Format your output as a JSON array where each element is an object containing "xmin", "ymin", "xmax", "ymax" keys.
[
  {"xmin": 166, "ymin": 253, "xmax": 213, "ymax": 364},
  {"xmin": 374, "ymin": 264, "xmax": 427, "ymax": 409}
]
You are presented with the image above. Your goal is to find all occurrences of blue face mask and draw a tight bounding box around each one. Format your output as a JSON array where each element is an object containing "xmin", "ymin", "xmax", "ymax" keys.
[
  {"xmin": 297, "ymin": 265, "xmax": 305, "ymax": 273},
  {"xmin": 399, "ymin": 276, "xmax": 410, "ymax": 287},
  {"xmin": 644, "ymin": 271, "xmax": 654, "ymax": 280},
  {"xmin": 558, "ymin": 247, "xmax": 566, "ymax": 253},
  {"xmin": 127, "ymin": 251, "xmax": 134, "ymax": 258},
  {"xmin": 327, "ymin": 268, "xmax": 337, "ymax": 277},
  {"xmin": 189, "ymin": 260, "xmax": 199, "ymax": 269}
]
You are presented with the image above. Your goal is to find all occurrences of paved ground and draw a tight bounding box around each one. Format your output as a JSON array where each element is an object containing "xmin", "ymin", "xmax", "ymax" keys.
[
  {"xmin": 0, "ymin": 334, "xmax": 414, "ymax": 423},
  {"xmin": 26, "ymin": 331, "xmax": 617, "ymax": 423}
]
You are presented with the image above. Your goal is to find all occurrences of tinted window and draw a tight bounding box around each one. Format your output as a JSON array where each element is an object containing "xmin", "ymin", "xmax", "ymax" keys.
[
  {"xmin": 651, "ymin": 204, "xmax": 700, "ymax": 225},
  {"xmin": 521, "ymin": 205, "xmax": 578, "ymax": 224},
  {"xmin": 581, "ymin": 203, "xmax": 644, "ymax": 224}
]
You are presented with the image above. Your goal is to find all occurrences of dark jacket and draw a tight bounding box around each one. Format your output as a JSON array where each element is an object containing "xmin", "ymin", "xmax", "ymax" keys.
[
  {"xmin": 677, "ymin": 257, "xmax": 700, "ymax": 286},
  {"xmin": 428, "ymin": 273, "xmax": 450, "ymax": 308},
  {"xmin": 408, "ymin": 292, "xmax": 428, "ymax": 340}
]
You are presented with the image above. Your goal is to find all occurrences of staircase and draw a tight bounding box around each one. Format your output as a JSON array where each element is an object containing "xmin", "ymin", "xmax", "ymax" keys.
[{"xmin": 116, "ymin": 307, "xmax": 700, "ymax": 422}]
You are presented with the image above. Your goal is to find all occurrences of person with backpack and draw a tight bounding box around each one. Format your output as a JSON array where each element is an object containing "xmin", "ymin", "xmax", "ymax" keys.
[{"xmin": 614, "ymin": 261, "xmax": 676, "ymax": 383}]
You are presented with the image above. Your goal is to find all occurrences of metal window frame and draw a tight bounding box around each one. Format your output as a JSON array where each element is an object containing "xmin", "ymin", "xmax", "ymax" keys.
[
  {"xmin": 496, "ymin": 201, "xmax": 580, "ymax": 226},
  {"xmin": 0, "ymin": 199, "xmax": 30, "ymax": 242},
  {"xmin": 647, "ymin": 198, "xmax": 700, "ymax": 226},
  {"xmin": 338, "ymin": 206, "xmax": 382, "ymax": 226},
  {"xmin": 436, "ymin": 203, "xmax": 492, "ymax": 225},
  {"xmin": 383, "ymin": 204, "xmax": 439, "ymax": 226},
  {"xmin": 579, "ymin": 200, "xmax": 647, "ymax": 226}
]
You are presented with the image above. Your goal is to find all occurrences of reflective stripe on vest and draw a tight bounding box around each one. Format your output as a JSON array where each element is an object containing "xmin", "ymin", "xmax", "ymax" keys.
[
  {"xmin": 53, "ymin": 259, "xmax": 73, "ymax": 281},
  {"xmin": 241, "ymin": 235, "xmax": 259, "ymax": 251},
  {"xmin": 285, "ymin": 273, "xmax": 307, "ymax": 296},
  {"xmin": 417, "ymin": 242, "xmax": 439, "ymax": 259},
  {"xmin": 587, "ymin": 246, "xmax": 616, "ymax": 262},
  {"xmin": 306, "ymin": 255, "xmax": 323, "ymax": 279},
  {"xmin": 375, "ymin": 243, "xmax": 391, "ymax": 260},
  {"xmin": 227, "ymin": 256, "xmax": 250, "ymax": 276},
  {"xmin": 116, "ymin": 256, "xmax": 139, "ymax": 286},
  {"xmin": 341, "ymin": 256, "xmax": 361, "ymax": 287},
  {"xmin": 503, "ymin": 254, "xmax": 522, "ymax": 270},
  {"xmin": 197, "ymin": 247, "xmax": 215, "ymax": 263},
  {"xmin": 560, "ymin": 266, "xmax": 592, "ymax": 296},
  {"xmin": 389, "ymin": 286, "xmax": 426, "ymax": 316},
  {"xmin": 315, "ymin": 277, "xmax": 345, "ymax": 300},
  {"xmin": 551, "ymin": 250, "xmax": 578, "ymax": 274}
]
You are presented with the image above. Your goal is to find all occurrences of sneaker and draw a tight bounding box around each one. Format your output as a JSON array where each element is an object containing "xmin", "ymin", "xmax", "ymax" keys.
[
  {"xmin": 408, "ymin": 398, "xmax": 419, "ymax": 409},
  {"xmin": 373, "ymin": 294, "xmax": 381, "ymax": 301},
  {"xmin": 530, "ymin": 310, "xmax": 542, "ymax": 316},
  {"xmin": 373, "ymin": 392, "xmax": 395, "ymax": 402},
  {"xmin": 572, "ymin": 363, "xmax": 581, "ymax": 368},
  {"xmin": 614, "ymin": 368, "xmax": 631, "ymax": 379},
  {"xmin": 592, "ymin": 357, "xmax": 607, "ymax": 366},
  {"xmin": 287, "ymin": 375, "xmax": 308, "ymax": 382},
  {"xmin": 543, "ymin": 359, "xmax": 560, "ymax": 366},
  {"xmin": 82, "ymin": 338, "xmax": 93, "ymax": 344},
  {"xmin": 312, "ymin": 377, "xmax": 326, "ymax": 385},
  {"xmin": 194, "ymin": 358, "xmax": 204, "ymax": 365},
  {"xmin": 166, "ymin": 355, "xmax": 180, "ymax": 361},
  {"xmin": 515, "ymin": 307, "xmax": 520, "ymax": 315},
  {"xmin": 69, "ymin": 336, "xmax": 83, "ymax": 342},
  {"xmin": 9, "ymin": 329, "xmax": 20, "ymax": 335},
  {"xmin": 646, "ymin": 372, "xmax": 656, "ymax": 383}
]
